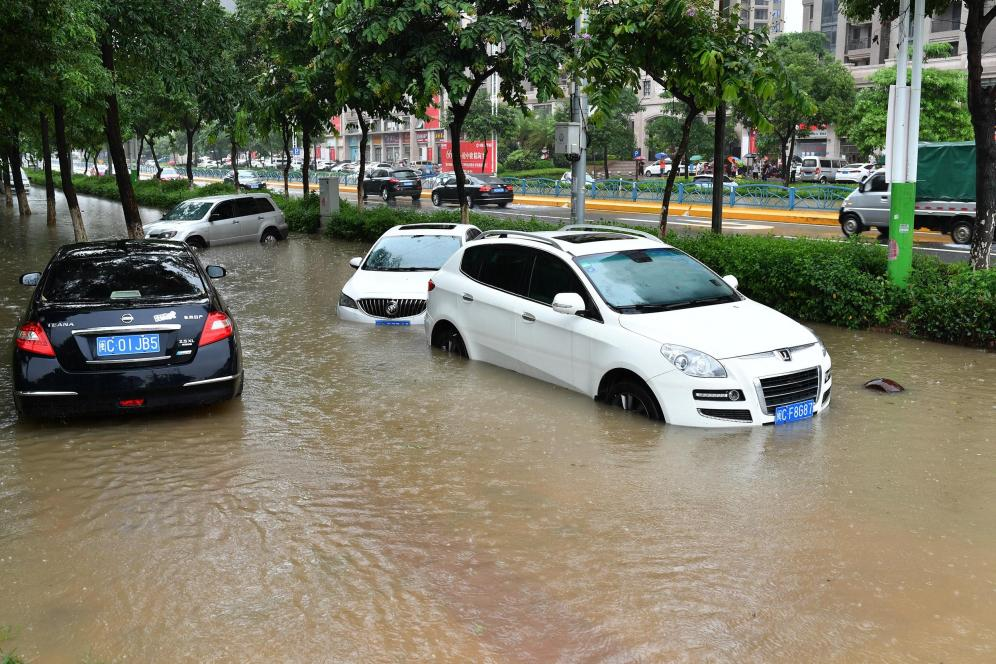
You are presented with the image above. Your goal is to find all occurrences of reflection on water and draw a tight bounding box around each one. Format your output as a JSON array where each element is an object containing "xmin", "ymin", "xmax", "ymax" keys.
[{"xmin": 1, "ymin": 189, "xmax": 994, "ymax": 662}]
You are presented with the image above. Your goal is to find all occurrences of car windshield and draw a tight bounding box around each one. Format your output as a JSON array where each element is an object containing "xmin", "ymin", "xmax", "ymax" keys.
[
  {"xmin": 363, "ymin": 235, "xmax": 462, "ymax": 271},
  {"xmin": 575, "ymin": 247, "xmax": 740, "ymax": 313},
  {"xmin": 391, "ymin": 170, "xmax": 420, "ymax": 179},
  {"xmin": 41, "ymin": 250, "xmax": 207, "ymax": 303},
  {"xmin": 162, "ymin": 200, "xmax": 213, "ymax": 221},
  {"xmin": 242, "ymin": 170, "xmax": 256, "ymax": 178}
]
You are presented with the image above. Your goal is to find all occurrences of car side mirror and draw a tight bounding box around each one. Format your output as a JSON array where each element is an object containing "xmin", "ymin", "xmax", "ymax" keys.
[
  {"xmin": 722, "ymin": 274, "xmax": 739, "ymax": 290},
  {"xmin": 552, "ymin": 292, "xmax": 585, "ymax": 316},
  {"xmin": 19, "ymin": 272, "xmax": 41, "ymax": 286},
  {"xmin": 349, "ymin": 257, "xmax": 362, "ymax": 269},
  {"xmin": 206, "ymin": 265, "xmax": 226, "ymax": 279},
  {"xmin": 209, "ymin": 212, "xmax": 222, "ymax": 222}
]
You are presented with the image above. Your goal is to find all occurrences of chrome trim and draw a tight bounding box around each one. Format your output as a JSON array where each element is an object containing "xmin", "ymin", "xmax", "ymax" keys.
[
  {"xmin": 756, "ymin": 366, "xmax": 822, "ymax": 415},
  {"xmin": 86, "ymin": 356, "xmax": 170, "ymax": 364},
  {"xmin": 183, "ymin": 374, "xmax": 238, "ymax": 388},
  {"xmin": 559, "ymin": 224, "xmax": 664, "ymax": 243},
  {"xmin": 16, "ymin": 390, "xmax": 78, "ymax": 397},
  {"xmin": 737, "ymin": 343, "xmax": 817, "ymax": 360},
  {"xmin": 72, "ymin": 324, "xmax": 182, "ymax": 336}
]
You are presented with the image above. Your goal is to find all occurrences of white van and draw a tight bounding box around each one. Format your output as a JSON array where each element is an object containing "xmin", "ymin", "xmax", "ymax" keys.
[{"xmin": 797, "ymin": 157, "xmax": 847, "ymax": 183}]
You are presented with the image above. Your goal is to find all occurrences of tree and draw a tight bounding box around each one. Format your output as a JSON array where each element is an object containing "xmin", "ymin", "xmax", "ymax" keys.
[
  {"xmin": 646, "ymin": 104, "xmax": 731, "ymax": 164},
  {"xmin": 839, "ymin": 65, "xmax": 973, "ymax": 158},
  {"xmin": 462, "ymin": 94, "xmax": 522, "ymax": 171},
  {"xmin": 840, "ymin": 0, "xmax": 993, "ymax": 268}
]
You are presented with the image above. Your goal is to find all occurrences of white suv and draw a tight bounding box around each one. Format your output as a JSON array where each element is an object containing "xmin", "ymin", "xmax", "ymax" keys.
[
  {"xmin": 144, "ymin": 194, "xmax": 288, "ymax": 248},
  {"xmin": 425, "ymin": 225, "xmax": 832, "ymax": 428},
  {"xmin": 338, "ymin": 223, "xmax": 482, "ymax": 326}
]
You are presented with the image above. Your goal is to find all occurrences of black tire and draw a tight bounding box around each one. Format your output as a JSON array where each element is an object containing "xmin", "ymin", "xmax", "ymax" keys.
[
  {"xmin": 840, "ymin": 213, "xmax": 864, "ymax": 237},
  {"xmin": 431, "ymin": 191, "xmax": 441, "ymax": 207},
  {"xmin": 498, "ymin": 202, "xmax": 509, "ymax": 208},
  {"xmin": 412, "ymin": 195, "xmax": 420, "ymax": 203},
  {"xmin": 950, "ymin": 219, "xmax": 973, "ymax": 245},
  {"xmin": 260, "ymin": 228, "xmax": 281, "ymax": 244},
  {"xmin": 433, "ymin": 325, "xmax": 468, "ymax": 358},
  {"xmin": 381, "ymin": 186, "xmax": 391, "ymax": 201},
  {"xmin": 819, "ymin": 176, "xmax": 828, "ymax": 184},
  {"xmin": 877, "ymin": 226, "xmax": 890, "ymax": 240},
  {"xmin": 605, "ymin": 379, "xmax": 663, "ymax": 420},
  {"xmin": 186, "ymin": 236, "xmax": 207, "ymax": 249}
]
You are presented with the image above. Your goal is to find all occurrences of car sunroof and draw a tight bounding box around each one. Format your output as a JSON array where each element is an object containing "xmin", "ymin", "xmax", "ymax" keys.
[{"xmin": 554, "ymin": 233, "xmax": 631, "ymax": 244}]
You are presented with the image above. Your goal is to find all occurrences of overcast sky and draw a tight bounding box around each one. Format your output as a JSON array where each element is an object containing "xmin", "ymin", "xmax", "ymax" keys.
[{"xmin": 784, "ymin": 0, "xmax": 803, "ymax": 33}]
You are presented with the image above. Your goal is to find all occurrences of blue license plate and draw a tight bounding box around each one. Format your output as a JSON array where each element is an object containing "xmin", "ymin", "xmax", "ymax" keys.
[
  {"xmin": 774, "ymin": 400, "xmax": 815, "ymax": 424},
  {"xmin": 492, "ymin": 187, "xmax": 505, "ymax": 193},
  {"xmin": 96, "ymin": 334, "xmax": 161, "ymax": 357},
  {"xmin": 402, "ymin": 180, "xmax": 413, "ymax": 186},
  {"xmin": 375, "ymin": 320, "xmax": 411, "ymax": 327}
]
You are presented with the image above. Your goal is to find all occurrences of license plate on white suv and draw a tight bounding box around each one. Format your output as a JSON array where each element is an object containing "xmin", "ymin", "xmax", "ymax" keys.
[{"xmin": 774, "ymin": 400, "xmax": 815, "ymax": 424}]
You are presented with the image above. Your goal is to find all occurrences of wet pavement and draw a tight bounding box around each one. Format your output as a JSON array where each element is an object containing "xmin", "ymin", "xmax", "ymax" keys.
[{"xmin": 1, "ymin": 188, "xmax": 994, "ymax": 662}]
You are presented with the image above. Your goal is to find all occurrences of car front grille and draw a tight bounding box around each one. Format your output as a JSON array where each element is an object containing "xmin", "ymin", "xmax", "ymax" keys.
[
  {"xmin": 758, "ymin": 367, "xmax": 821, "ymax": 414},
  {"xmin": 698, "ymin": 408, "xmax": 753, "ymax": 422},
  {"xmin": 357, "ymin": 298, "xmax": 426, "ymax": 319}
]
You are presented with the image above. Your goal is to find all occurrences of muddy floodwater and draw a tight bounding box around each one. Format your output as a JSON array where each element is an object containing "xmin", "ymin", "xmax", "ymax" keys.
[{"xmin": 1, "ymin": 190, "xmax": 994, "ymax": 663}]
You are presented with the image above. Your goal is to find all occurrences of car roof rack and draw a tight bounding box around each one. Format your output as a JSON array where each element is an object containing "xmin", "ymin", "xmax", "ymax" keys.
[
  {"xmin": 558, "ymin": 224, "xmax": 663, "ymax": 243},
  {"xmin": 480, "ymin": 229, "xmax": 567, "ymax": 252},
  {"xmin": 397, "ymin": 223, "xmax": 458, "ymax": 230}
]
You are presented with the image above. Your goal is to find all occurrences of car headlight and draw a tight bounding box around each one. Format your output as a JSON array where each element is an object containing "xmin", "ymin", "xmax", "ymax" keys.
[
  {"xmin": 660, "ymin": 344, "xmax": 727, "ymax": 378},
  {"xmin": 338, "ymin": 291, "xmax": 358, "ymax": 309},
  {"xmin": 154, "ymin": 230, "xmax": 177, "ymax": 239}
]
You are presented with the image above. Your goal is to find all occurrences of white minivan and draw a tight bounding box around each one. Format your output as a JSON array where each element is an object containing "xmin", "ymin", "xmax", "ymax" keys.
[{"xmin": 144, "ymin": 194, "xmax": 288, "ymax": 248}]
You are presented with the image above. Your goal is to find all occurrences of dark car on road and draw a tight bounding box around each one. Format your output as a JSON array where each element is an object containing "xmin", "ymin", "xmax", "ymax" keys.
[
  {"xmin": 430, "ymin": 174, "xmax": 514, "ymax": 208},
  {"xmin": 361, "ymin": 167, "xmax": 423, "ymax": 201},
  {"xmin": 13, "ymin": 240, "xmax": 242, "ymax": 418}
]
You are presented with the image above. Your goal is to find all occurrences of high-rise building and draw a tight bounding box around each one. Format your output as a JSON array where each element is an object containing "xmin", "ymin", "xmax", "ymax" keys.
[{"xmin": 719, "ymin": 0, "xmax": 786, "ymax": 36}]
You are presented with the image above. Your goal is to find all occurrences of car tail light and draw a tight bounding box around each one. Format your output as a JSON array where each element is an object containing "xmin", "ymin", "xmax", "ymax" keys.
[
  {"xmin": 199, "ymin": 311, "xmax": 233, "ymax": 346},
  {"xmin": 389, "ymin": 178, "xmax": 400, "ymax": 184},
  {"xmin": 15, "ymin": 322, "xmax": 55, "ymax": 357},
  {"xmin": 118, "ymin": 399, "xmax": 145, "ymax": 408},
  {"xmin": 506, "ymin": 185, "xmax": 514, "ymax": 191},
  {"xmin": 427, "ymin": 279, "xmax": 435, "ymax": 292},
  {"xmin": 478, "ymin": 185, "xmax": 492, "ymax": 192}
]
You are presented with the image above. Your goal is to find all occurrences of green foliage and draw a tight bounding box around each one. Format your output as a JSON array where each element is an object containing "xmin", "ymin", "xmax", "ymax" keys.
[
  {"xmin": 497, "ymin": 165, "xmax": 565, "ymax": 178},
  {"xmin": 906, "ymin": 264, "xmax": 996, "ymax": 347},
  {"xmin": 840, "ymin": 65, "xmax": 973, "ymax": 156},
  {"xmin": 500, "ymin": 149, "xmax": 545, "ymax": 172},
  {"xmin": 646, "ymin": 105, "xmax": 728, "ymax": 159},
  {"xmin": 272, "ymin": 194, "xmax": 322, "ymax": 233},
  {"xmin": 461, "ymin": 95, "xmax": 523, "ymax": 162},
  {"xmin": 25, "ymin": 168, "xmax": 238, "ymax": 210}
]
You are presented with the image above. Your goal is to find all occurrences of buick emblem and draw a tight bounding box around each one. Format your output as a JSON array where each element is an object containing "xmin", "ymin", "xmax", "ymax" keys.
[
  {"xmin": 386, "ymin": 300, "xmax": 399, "ymax": 316},
  {"xmin": 777, "ymin": 348, "xmax": 792, "ymax": 361},
  {"xmin": 121, "ymin": 313, "xmax": 134, "ymax": 324}
]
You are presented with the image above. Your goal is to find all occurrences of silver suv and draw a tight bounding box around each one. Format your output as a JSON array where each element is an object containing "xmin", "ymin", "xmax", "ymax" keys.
[{"xmin": 144, "ymin": 194, "xmax": 288, "ymax": 248}]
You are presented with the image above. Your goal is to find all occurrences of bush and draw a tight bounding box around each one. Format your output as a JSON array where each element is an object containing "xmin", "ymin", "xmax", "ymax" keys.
[
  {"xmin": 272, "ymin": 193, "xmax": 320, "ymax": 233},
  {"xmin": 497, "ymin": 167, "xmax": 566, "ymax": 179},
  {"xmin": 500, "ymin": 149, "xmax": 543, "ymax": 172},
  {"xmin": 906, "ymin": 264, "xmax": 996, "ymax": 347}
]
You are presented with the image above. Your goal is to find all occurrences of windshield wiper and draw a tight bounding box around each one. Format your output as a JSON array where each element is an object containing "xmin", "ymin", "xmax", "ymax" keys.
[{"xmin": 617, "ymin": 296, "xmax": 736, "ymax": 313}]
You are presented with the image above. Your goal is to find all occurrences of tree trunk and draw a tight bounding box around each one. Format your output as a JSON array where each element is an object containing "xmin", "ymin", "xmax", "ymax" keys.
[
  {"xmin": 660, "ymin": 107, "xmax": 698, "ymax": 238},
  {"xmin": 966, "ymin": 0, "xmax": 995, "ymax": 269},
  {"xmin": 711, "ymin": 102, "xmax": 726, "ymax": 234},
  {"xmin": 778, "ymin": 133, "xmax": 789, "ymax": 185},
  {"xmin": 357, "ymin": 112, "xmax": 369, "ymax": 212},
  {"xmin": 54, "ymin": 105, "xmax": 88, "ymax": 241},
  {"xmin": 603, "ymin": 145, "xmax": 609, "ymax": 180},
  {"xmin": 302, "ymin": 122, "xmax": 312, "ymax": 197},
  {"xmin": 40, "ymin": 112, "xmax": 57, "ymax": 226},
  {"xmin": 787, "ymin": 130, "xmax": 797, "ymax": 184},
  {"xmin": 0, "ymin": 156, "xmax": 9, "ymax": 207},
  {"xmin": 449, "ymin": 109, "xmax": 469, "ymax": 223},
  {"xmin": 7, "ymin": 135, "xmax": 31, "ymax": 216},
  {"xmin": 148, "ymin": 138, "xmax": 162, "ymax": 179},
  {"xmin": 135, "ymin": 134, "xmax": 145, "ymax": 176},
  {"xmin": 185, "ymin": 126, "xmax": 196, "ymax": 187},
  {"xmin": 230, "ymin": 135, "xmax": 240, "ymax": 190},
  {"xmin": 100, "ymin": 39, "xmax": 143, "ymax": 238},
  {"xmin": 281, "ymin": 119, "xmax": 291, "ymax": 198}
]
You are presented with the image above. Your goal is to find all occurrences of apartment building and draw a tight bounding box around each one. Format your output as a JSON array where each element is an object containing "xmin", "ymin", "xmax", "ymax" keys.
[{"xmin": 720, "ymin": 0, "xmax": 787, "ymax": 35}]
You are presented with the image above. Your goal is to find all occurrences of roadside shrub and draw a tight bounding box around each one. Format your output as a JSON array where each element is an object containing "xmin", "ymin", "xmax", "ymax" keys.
[
  {"xmin": 500, "ymin": 149, "xmax": 543, "ymax": 172},
  {"xmin": 497, "ymin": 167, "xmax": 567, "ymax": 179},
  {"xmin": 272, "ymin": 193, "xmax": 320, "ymax": 233},
  {"xmin": 906, "ymin": 264, "xmax": 996, "ymax": 348}
]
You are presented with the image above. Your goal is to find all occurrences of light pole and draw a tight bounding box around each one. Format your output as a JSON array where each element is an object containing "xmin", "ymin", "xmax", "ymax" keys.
[{"xmin": 570, "ymin": 10, "xmax": 588, "ymax": 225}]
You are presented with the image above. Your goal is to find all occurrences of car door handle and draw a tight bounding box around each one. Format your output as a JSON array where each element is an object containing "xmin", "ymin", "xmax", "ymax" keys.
[
  {"xmin": 462, "ymin": 293, "xmax": 474, "ymax": 302},
  {"xmin": 521, "ymin": 312, "xmax": 535, "ymax": 322}
]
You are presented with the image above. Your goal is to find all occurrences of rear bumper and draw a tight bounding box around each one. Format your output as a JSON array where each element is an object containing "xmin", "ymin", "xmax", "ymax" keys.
[{"xmin": 476, "ymin": 193, "xmax": 514, "ymax": 205}]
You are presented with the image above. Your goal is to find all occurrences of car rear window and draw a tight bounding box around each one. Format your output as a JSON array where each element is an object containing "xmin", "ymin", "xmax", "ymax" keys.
[
  {"xmin": 42, "ymin": 250, "xmax": 207, "ymax": 303},
  {"xmin": 391, "ymin": 170, "xmax": 420, "ymax": 179},
  {"xmin": 252, "ymin": 197, "xmax": 275, "ymax": 213}
]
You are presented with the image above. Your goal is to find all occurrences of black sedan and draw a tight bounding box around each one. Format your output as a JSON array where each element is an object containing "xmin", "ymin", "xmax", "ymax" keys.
[
  {"xmin": 13, "ymin": 240, "xmax": 242, "ymax": 418},
  {"xmin": 361, "ymin": 167, "xmax": 423, "ymax": 201},
  {"xmin": 430, "ymin": 174, "xmax": 514, "ymax": 208}
]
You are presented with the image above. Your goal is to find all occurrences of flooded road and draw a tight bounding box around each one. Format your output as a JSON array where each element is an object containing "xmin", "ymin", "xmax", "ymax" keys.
[{"xmin": 1, "ymin": 190, "xmax": 995, "ymax": 662}]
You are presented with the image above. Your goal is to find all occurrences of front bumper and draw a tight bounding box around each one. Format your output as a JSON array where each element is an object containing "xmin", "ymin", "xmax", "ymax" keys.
[
  {"xmin": 647, "ymin": 346, "xmax": 832, "ymax": 428},
  {"xmin": 336, "ymin": 305, "xmax": 425, "ymax": 326}
]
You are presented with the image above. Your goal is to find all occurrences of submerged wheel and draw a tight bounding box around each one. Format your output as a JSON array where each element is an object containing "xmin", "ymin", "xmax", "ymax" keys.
[
  {"xmin": 412, "ymin": 195, "xmax": 420, "ymax": 203},
  {"xmin": 381, "ymin": 187, "xmax": 391, "ymax": 201},
  {"xmin": 498, "ymin": 202, "xmax": 509, "ymax": 208},
  {"xmin": 605, "ymin": 379, "xmax": 663, "ymax": 420},
  {"xmin": 840, "ymin": 213, "xmax": 863, "ymax": 238},
  {"xmin": 431, "ymin": 191, "xmax": 441, "ymax": 207},
  {"xmin": 950, "ymin": 219, "xmax": 973, "ymax": 245},
  {"xmin": 186, "ymin": 236, "xmax": 207, "ymax": 249},
  {"xmin": 260, "ymin": 228, "xmax": 281, "ymax": 244},
  {"xmin": 432, "ymin": 325, "xmax": 468, "ymax": 358}
]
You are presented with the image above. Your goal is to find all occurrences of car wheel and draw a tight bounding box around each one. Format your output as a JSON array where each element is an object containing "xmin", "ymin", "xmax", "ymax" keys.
[
  {"xmin": 498, "ymin": 202, "xmax": 509, "ymax": 208},
  {"xmin": 819, "ymin": 176, "xmax": 828, "ymax": 184},
  {"xmin": 606, "ymin": 379, "xmax": 663, "ymax": 420},
  {"xmin": 840, "ymin": 213, "xmax": 864, "ymax": 237},
  {"xmin": 433, "ymin": 326, "xmax": 468, "ymax": 358},
  {"xmin": 186, "ymin": 236, "xmax": 207, "ymax": 249},
  {"xmin": 431, "ymin": 191, "xmax": 441, "ymax": 206},
  {"xmin": 950, "ymin": 219, "xmax": 973, "ymax": 245},
  {"xmin": 260, "ymin": 228, "xmax": 281, "ymax": 244},
  {"xmin": 412, "ymin": 195, "xmax": 420, "ymax": 203},
  {"xmin": 644, "ymin": 170, "xmax": 652, "ymax": 177},
  {"xmin": 381, "ymin": 187, "xmax": 391, "ymax": 201}
]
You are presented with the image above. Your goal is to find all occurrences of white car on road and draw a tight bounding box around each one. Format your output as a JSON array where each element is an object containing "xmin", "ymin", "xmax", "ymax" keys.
[
  {"xmin": 337, "ymin": 223, "xmax": 482, "ymax": 326},
  {"xmin": 834, "ymin": 163, "xmax": 875, "ymax": 184},
  {"xmin": 425, "ymin": 225, "xmax": 832, "ymax": 427},
  {"xmin": 144, "ymin": 193, "xmax": 288, "ymax": 248}
]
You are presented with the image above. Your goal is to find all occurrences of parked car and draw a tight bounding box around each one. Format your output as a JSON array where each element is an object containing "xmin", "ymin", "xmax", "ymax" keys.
[
  {"xmin": 338, "ymin": 223, "xmax": 482, "ymax": 326},
  {"xmin": 560, "ymin": 171, "xmax": 595, "ymax": 185},
  {"xmin": 797, "ymin": 157, "xmax": 847, "ymax": 183},
  {"xmin": 12, "ymin": 239, "xmax": 242, "ymax": 418},
  {"xmin": 372, "ymin": 162, "xmax": 393, "ymax": 169},
  {"xmin": 159, "ymin": 167, "xmax": 184, "ymax": 182},
  {"xmin": 425, "ymin": 225, "xmax": 832, "ymax": 427},
  {"xmin": 223, "ymin": 169, "xmax": 266, "ymax": 191},
  {"xmin": 691, "ymin": 174, "xmax": 737, "ymax": 190},
  {"xmin": 144, "ymin": 194, "xmax": 287, "ymax": 248},
  {"xmin": 430, "ymin": 174, "xmax": 514, "ymax": 208},
  {"xmin": 361, "ymin": 167, "xmax": 423, "ymax": 201},
  {"xmin": 338, "ymin": 162, "xmax": 360, "ymax": 173},
  {"xmin": 643, "ymin": 160, "xmax": 687, "ymax": 177},
  {"xmin": 834, "ymin": 163, "xmax": 875, "ymax": 184}
]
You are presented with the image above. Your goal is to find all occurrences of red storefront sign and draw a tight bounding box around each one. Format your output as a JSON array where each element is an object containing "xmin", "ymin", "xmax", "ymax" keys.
[{"xmin": 439, "ymin": 140, "xmax": 498, "ymax": 174}]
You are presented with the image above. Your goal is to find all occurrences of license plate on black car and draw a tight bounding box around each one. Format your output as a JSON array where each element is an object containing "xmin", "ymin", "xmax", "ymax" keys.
[
  {"xmin": 774, "ymin": 400, "xmax": 815, "ymax": 424},
  {"xmin": 96, "ymin": 334, "xmax": 161, "ymax": 357},
  {"xmin": 492, "ymin": 187, "xmax": 505, "ymax": 193}
]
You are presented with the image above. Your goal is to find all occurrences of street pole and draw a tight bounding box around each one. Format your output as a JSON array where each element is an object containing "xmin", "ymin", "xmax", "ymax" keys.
[
  {"xmin": 711, "ymin": 103, "xmax": 726, "ymax": 234},
  {"xmin": 886, "ymin": 0, "xmax": 922, "ymax": 286},
  {"xmin": 570, "ymin": 10, "xmax": 587, "ymax": 225}
]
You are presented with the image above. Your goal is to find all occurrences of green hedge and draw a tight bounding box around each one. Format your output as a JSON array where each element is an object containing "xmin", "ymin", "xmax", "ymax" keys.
[
  {"xmin": 271, "ymin": 193, "xmax": 320, "ymax": 233},
  {"xmin": 324, "ymin": 205, "xmax": 995, "ymax": 349},
  {"xmin": 496, "ymin": 167, "xmax": 566, "ymax": 179}
]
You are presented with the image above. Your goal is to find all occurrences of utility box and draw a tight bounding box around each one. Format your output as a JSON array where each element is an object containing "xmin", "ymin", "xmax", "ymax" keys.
[
  {"xmin": 554, "ymin": 122, "xmax": 582, "ymax": 157},
  {"xmin": 319, "ymin": 177, "xmax": 340, "ymax": 229}
]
